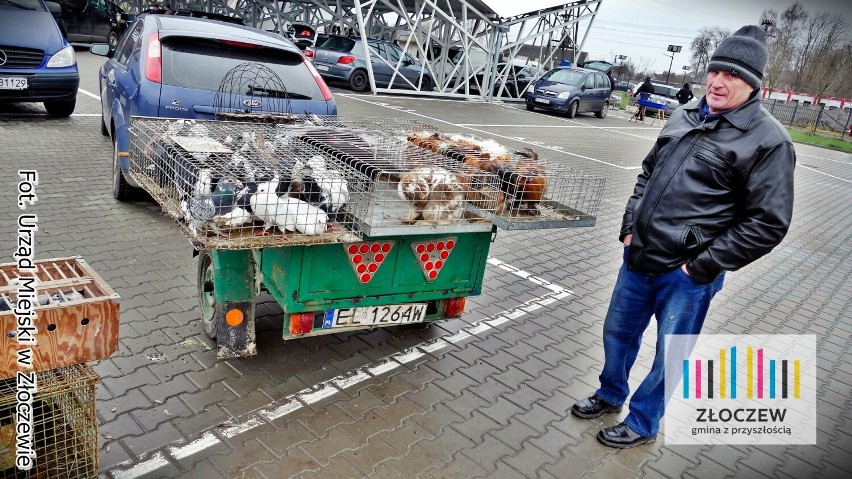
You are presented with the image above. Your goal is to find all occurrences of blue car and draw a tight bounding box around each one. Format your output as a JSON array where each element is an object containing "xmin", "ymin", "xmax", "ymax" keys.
[
  {"xmin": 91, "ymin": 14, "xmax": 337, "ymax": 200},
  {"xmin": 523, "ymin": 67, "xmax": 611, "ymax": 119},
  {"xmin": 306, "ymin": 35, "xmax": 434, "ymax": 92},
  {"xmin": 0, "ymin": 0, "xmax": 79, "ymax": 117}
]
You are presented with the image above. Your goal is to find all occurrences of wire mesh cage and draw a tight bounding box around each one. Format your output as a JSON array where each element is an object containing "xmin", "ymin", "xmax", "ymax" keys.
[
  {"xmin": 212, "ymin": 62, "xmax": 296, "ymax": 123},
  {"xmin": 407, "ymin": 131, "xmax": 605, "ymax": 229},
  {"xmin": 0, "ymin": 364, "xmax": 99, "ymax": 478}
]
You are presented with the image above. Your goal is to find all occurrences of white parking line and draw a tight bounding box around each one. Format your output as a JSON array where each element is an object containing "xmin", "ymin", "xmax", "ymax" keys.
[
  {"xmin": 340, "ymin": 93, "xmax": 641, "ymax": 170},
  {"xmin": 798, "ymin": 152, "xmax": 852, "ymax": 166},
  {"xmin": 798, "ymin": 165, "xmax": 852, "ymax": 184},
  {"xmin": 78, "ymin": 87, "xmax": 100, "ymax": 100},
  {"xmin": 107, "ymin": 258, "xmax": 573, "ymax": 478}
]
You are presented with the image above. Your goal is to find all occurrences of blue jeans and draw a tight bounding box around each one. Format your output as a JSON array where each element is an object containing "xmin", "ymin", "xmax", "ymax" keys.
[{"xmin": 594, "ymin": 249, "xmax": 725, "ymax": 437}]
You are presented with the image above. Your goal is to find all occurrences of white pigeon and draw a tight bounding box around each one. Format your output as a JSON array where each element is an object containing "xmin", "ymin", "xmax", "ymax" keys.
[
  {"xmin": 249, "ymin": 177, "xmax": 288, "ymax": 234},
  {"xmin": 179, "ymin": 168, "xmax": 213, "ymax": 220},
  {"xmin": 305, "ymin": 155, "xmax": 349, "ymax": 217},
  {"xmin": 279, "ymin": 196, "xmax": 328, "ymax": 235}
]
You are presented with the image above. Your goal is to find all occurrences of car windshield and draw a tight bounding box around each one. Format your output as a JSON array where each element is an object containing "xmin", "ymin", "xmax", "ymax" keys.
[
  {"xmin": 160, "ymin": 38, "xmax": 322, "ymax": 100},
  {"xmin": 542, "ymin": 69, "xmax": 584, "ymax": 86},
  {"xmin": 0, "ymin": 0, "xmax": 45, "ymax": 11},
  {"xmin": 582, "ymin": 61, "xmax": 612, "ymax": 73}
]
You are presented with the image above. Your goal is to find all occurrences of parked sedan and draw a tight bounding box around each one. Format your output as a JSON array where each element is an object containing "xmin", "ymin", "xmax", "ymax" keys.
[
  {"xmin": 91, "ymin": 14, "xmax": 336, "ymax": 201},
  {"xmin": 523, "ymin": 67, "xmax": 610, "ymax": 118},
  {"xmin": 306, "ymin": 35, "xmax": 434, "ymax": 92}
]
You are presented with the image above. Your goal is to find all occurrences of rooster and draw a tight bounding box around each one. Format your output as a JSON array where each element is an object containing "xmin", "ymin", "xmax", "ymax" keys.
[{"xmin": 494, "ymin": 148, "xmax": 547, "ymax": 215}]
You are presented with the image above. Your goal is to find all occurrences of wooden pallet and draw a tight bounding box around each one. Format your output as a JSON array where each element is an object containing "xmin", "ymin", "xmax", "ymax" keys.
[{"xmin": 0, "ymin": 257, "xmax": 119, "ymax": 380}]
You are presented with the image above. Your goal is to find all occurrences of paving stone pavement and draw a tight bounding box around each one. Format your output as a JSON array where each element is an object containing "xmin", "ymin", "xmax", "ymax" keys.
[{"xmin": 1, "ymin": 54, "xmax": 850, "ymax": 478}]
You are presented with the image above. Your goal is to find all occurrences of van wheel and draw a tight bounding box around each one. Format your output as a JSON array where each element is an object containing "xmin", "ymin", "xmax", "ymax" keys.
[
  {"xmin": 108, "ymin": 30, "xmax": 120, "ymax": 50},
  {"xmin": 44, "ymin": 99, "xmax": 75, "ymax": 118},
  {"xmin": 566, "ymin": 101, "xmax": 578, "ymax": 119},
  {"xmin": 526, "ymin": 102, "xmax": 535, "ymax": 111},
  {"xmin": 596, "ymin": 102, "xmax": 609, "ymax": 118},
  {"xmin": 349, "ymin": 70, "xmax": 369, "ymax": 92},
  {"xmin": 420, "ymin": 77, "xmax": 432, "ymax": 92}
]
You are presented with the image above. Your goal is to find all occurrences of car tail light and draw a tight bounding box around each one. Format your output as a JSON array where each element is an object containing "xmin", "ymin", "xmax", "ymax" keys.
[
  {"xmin": 337, "ymin": 55, "xmax": 356, "ymax": 65},
  {"xmin": 289, "ymin": 312, "xmax": 315, "ymax": 335},
  {"xmin": 144, "ymin": 33, "xmax": 161, "ymax": 83},
  {"xmin": 304, "ymin": 48, "xmax": 315, "ymax": 59},
  {"xmin": 444, "ymin": 297, "xmax": 466, "ymax": 318},
  {"xmin": 218, "ymin": 39, "xmax": 260, "ymax": 49},
  {"xmin": 304, "ymin": 60, "xmax": 334, "ymax": 101}
]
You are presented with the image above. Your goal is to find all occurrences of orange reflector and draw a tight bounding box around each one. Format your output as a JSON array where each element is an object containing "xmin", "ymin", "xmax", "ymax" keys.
[
  {"xmin": 444, "ymin": 297, "xmax": 466, "ymax": 318},
  {"xmin": 225, "ymin": 309, "xmax": 244, "ymax": 327}
]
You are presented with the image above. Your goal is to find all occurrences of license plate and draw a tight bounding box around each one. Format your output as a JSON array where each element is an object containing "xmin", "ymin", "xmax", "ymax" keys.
[
  {"xmin": 0, "ymin": 77, "xmax": 28, "ymax": 90},
  {"xmin": 322, "ymin": 303, "xmax": 427, "ymax": 329},
  {"xmin": 315, "ymin": 64, "xmax": 330, "ymax": 72},
  {"xmin": 534, "ymin": 97, "xmax": 550, "ymax": 104}
]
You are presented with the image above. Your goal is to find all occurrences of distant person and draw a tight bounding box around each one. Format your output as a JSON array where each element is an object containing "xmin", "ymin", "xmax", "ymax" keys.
[
  {"xmin": 676, "ymin": 82, "xmax": 694, "ymax": 105},
  {"xmin": 606, "ymin": 69, "xmax": 615, "ymax": 95},
  {"xmin": 632, "ymin": 76, "xmax": 655, "ymax": 121},
  {"xmin": 330, "ymin": 25, "xmax": 340, "ymax": 35}
]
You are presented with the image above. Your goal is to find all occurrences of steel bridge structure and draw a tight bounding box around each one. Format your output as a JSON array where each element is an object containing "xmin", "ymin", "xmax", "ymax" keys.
[{"xmin": 118, "ymin": 0, "xmax": 603, "ymax": 100}]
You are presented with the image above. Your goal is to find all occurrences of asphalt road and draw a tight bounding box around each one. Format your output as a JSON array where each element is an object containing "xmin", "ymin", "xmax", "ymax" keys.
[{"xmin": 1, "ymin": 50, "xmax": 850, "ymax": 479}]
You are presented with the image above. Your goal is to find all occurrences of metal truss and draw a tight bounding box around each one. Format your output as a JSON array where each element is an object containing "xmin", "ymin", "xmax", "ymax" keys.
[{"xmin": 120, "ymin": 0, "xmax": 602, "ymax": 101}]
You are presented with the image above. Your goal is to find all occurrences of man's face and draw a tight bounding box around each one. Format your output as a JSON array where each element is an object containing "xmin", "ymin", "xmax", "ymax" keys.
[{"xmin": 705, "ymin": 70, "xmax": 754, "ymax": 113}]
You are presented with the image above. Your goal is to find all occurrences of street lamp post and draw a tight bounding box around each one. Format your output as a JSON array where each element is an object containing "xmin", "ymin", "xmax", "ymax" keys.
[
  {"xmin": 613, "ymin": 54, "xmax": 627, "ymax": 82},
  {"xmin": 681, "ymin": 65, "xmax": 691, "ymax": 85},
  {"xmin": 665, "ymin": 44, "xmax": 682, "ymax": 85}
]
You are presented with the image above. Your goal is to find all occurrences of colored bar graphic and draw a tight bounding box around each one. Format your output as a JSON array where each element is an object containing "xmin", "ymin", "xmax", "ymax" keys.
[
  {"xmin": 731, "ymin": 346, "xmax": 737, "ymax": 399},
  {"xmin": 683, "ymin": 359, "xmax": 689, "ymax": 399},
  {"xmin": 720, "ymin": 349, "xmax": 726, "ymax": 399},
  {"xmin": 757, "ymin": 348, "xmax": 764, "ymax": 399},
  {"xmin": 747, "ymin": 346, "xmax": 753, "ymax": 399},
  {"xmin": 708, "ymin": 359, "xmax": 714, "ymax": 399},
  {"xmin": 696, "ymin": 360, "xmax": 702, "ymax": 399},
  {"xmin": 770, "ymin": 359, "xmax": 776, "ymax": 399},
  {"xmin": 794, "ymin": 360, "xmax": 800, "ymax": 399},
  {"xmin": 782, "ymin": 360, "xmax": 788, "ymax": 398}
]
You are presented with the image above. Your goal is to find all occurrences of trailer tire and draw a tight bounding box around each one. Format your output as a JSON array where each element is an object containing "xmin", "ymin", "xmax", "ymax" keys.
[{"xmin": 198, "ymin": 250, "xmax": 220, "ymax": 339}]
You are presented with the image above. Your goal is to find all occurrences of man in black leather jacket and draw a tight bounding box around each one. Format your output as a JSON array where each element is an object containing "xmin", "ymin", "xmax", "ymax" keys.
[{"xmin": 571, "ymin": 25, "xmax": 795, "ymax": 448}]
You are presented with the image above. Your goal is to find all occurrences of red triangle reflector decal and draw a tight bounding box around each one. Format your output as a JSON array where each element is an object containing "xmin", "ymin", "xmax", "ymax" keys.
[
  {"xmin": 410, "ymin": 237, "xmax": 457, "ymax": 281},
  {"xmin": 343, "ymin": 241, "xmax": 394, "ymax": 284}
]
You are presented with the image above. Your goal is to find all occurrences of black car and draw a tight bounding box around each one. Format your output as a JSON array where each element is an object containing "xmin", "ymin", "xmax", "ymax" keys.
[{"xmin": 54, "ymin": 0, "xmax": 131, "ymax": 49}]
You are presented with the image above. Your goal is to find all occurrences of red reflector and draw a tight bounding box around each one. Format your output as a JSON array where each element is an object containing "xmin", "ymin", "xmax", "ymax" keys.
[
  {"xmin": 338, "ymin": 55, "xmax": 356, "ymax": 64},
  {"xmin": 357, "ymin": 263, "xmax": 366, "ymax": 274},
  {"xmin": 416, "ymin": 244, "xmax": 425, "ymax": 254},
  {"xmin": 425, "ymin": 261, "xmax": 433, "ymax": 270},
  {"xmin": 446, "ymin": 240, "xmax": 455, "ymax": 249},
  {"xmin": 361, "ymin": 273, "xmax": 371, "ymax": 283},
  {"xmin": 440, "ymin": 250, "xmax": 449, "ymax": 260},
  {"xmin": 428, "ymin": 270, "xmax": 438, "ymax": 280},
  {"xmin": 289, "ymin": 312, "xmax": 314, "ymax": 335},
  {"xmin": 427, "ymin": 243, "xmax": 435, "ymax": 252},
  {"xmin": 420, "ymin": 253, "xmax": 430, "ymax": 263},
  {"xmin": 381, "ymin": 243, "xmax": 391, "ymax": 253},
  {"xmin": 304, "ymin": 49, "xmax": 315, "ymax": 58},
  {"xmin": 437, "ymin": 241, "xmax": 445, "ymax": 249},
  {"xmin": 368, "ymin": 263, "xmax": 377, "ymax": 273},
  {"xmin": 435, "ymin": 260, "xmax": 444, "ymax": 269},
  {"xmin": 370, "ymin": 243, "xmax": 380, "ymax": 253},
  {"xmin": 348, "ymin": 244, "xmax": 358, "ymax": 254},
  {"xmin": 444, "ymin": 297, "xmax": 466, "ymax": 318},
  {"xmin": 375, "ymin": 253, "xmax": 385, "ymax": 263},
  {"xmin": 343, "ymin": 241, "xmax": 394, "ymax": 284},
  {"xmin": 353, "ymin": 254, "xmax": 362, "ymax": 264},
  {"xmin": 144, "ymin": 33, "xmax": 161, "ymax": 84},
  {"xmin": 359, "ymin": 244, "xmax": 369, "ymax": 254}
]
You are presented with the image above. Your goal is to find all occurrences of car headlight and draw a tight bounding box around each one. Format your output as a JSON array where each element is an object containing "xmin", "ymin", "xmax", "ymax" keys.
[
  {"xmin": 557, "ymin": 91, "xmax": 570, "ymax": 99},
  {"xmin": 47, "ymin": 45, "xmax": 77, "ymax": 68}
]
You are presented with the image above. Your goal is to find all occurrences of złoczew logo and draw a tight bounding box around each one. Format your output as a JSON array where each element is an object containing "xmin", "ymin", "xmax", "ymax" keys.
[{"xmin": 664, "ymin": 334, "xmax": 816, "ymax": 445}]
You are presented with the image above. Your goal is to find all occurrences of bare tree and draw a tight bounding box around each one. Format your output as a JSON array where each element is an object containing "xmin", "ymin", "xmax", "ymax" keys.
[
  {"xmin": 793, "ymin": 12, "xmax": 849, "ymax": 95},
  {"xmin": 689, "ymin": 27, "xmax": 729, "ymax": 80},
  {"xmin": 631, "ymin": 57, "xmax": 653, "ymax": 82}
]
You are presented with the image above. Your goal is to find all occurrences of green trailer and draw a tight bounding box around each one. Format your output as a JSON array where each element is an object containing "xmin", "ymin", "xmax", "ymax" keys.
[{"xmin": 127, "ymin": 116, "xmax": 603, "ymax": 358}]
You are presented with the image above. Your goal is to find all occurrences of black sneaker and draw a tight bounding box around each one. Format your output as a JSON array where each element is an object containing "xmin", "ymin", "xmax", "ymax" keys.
[
  {"xmin": 571, "ymin": 394, "xmax": 622, "ymax": 419},
  {"xmin": 597, "ymin": 422, "xmax": 657, "ymax": 448}
]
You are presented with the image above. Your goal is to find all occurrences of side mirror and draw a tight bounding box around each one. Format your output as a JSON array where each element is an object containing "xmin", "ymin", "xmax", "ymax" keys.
[
  {"xmin": 91, "ymin": 43, "xmax": 112, "ymax": 57},
  {"xmin": 401, "ymin": 59, "xmax": 414, "ymax": 66},
  {"xmin": 45, "ymin": 1, "xmax": 62, "ymax": 19}
]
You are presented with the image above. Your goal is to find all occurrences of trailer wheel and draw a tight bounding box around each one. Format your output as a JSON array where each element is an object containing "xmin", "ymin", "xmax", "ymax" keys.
[{"xmin": 198, "ymin": 251, "xmax": 220, "ymax": 339}]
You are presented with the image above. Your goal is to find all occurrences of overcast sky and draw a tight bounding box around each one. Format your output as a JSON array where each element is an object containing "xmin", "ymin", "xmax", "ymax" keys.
[{"xmin": 488, "ymin": 0, "xmax": 852, "ymax": 73}]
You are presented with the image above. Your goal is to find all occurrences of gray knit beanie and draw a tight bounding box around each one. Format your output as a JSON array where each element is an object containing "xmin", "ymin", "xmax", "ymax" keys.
[{"xmin": 707, "ymin": 25, "xmax": 767, "ymax": 90}]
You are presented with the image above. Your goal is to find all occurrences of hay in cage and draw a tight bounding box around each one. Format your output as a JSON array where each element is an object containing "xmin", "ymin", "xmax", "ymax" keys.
[{"xmin": 0, "ymin": 364, "xmax": 99, "ymax": 479}]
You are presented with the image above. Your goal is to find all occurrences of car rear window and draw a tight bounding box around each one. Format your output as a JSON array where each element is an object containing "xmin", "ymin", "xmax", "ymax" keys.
[
  {"xmin": 543, "ymin": 69, "xmax": 584, "ymax": 86},
  {"xmin": 315, "ymin": 36, "xmax": 355, "ymax": 52},
  {"xmin": 160, "ymin": 37, "xmax": 322, "ymax": 100}
]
